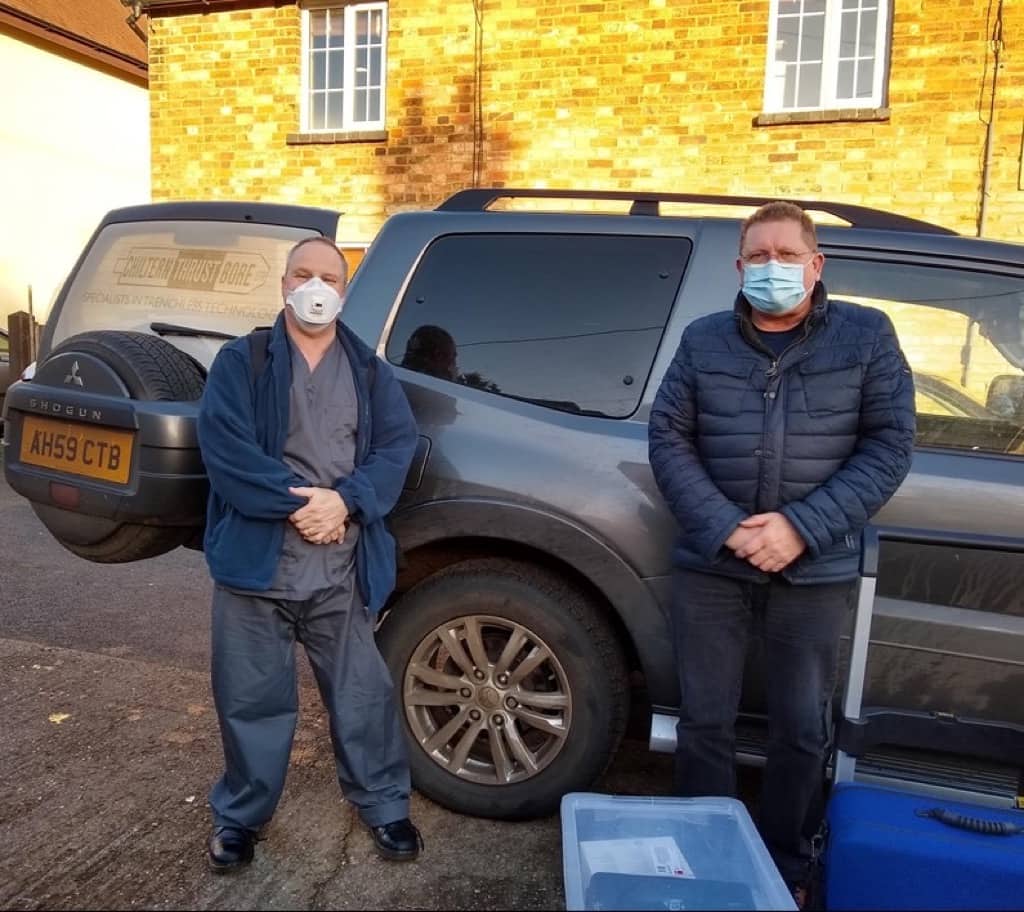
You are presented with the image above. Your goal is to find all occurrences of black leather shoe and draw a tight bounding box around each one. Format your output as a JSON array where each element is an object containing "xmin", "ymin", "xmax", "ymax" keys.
[
  {"xmin": 207, "ymin": 826, "xmax": 256, "ymax": 872},
  {"xmin": 369, "ymin": 818, "xmax": 423, "ymax": 861}
]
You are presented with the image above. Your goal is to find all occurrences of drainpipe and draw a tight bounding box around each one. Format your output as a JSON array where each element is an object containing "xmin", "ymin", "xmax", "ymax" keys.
[{"xmin": 978, "ymin": 0, "xmax": 1004, "ymax": 238}]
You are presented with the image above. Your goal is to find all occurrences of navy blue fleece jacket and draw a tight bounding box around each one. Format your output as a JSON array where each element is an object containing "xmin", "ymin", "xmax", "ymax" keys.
[{"xmin": 197, "ymin": 312, "xmax": 417, "ymax": 613}]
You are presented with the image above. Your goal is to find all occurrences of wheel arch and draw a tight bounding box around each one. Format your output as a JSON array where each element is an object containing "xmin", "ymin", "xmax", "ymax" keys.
[{"xmin": 389, "ymin": 498, "xmax": 676, "ymax": 701}]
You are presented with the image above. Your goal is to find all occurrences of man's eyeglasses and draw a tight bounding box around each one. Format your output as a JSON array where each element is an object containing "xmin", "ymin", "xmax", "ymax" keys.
[{"xmin": 740, "ymin": 250, "xmax": 818, "ymax": 266}]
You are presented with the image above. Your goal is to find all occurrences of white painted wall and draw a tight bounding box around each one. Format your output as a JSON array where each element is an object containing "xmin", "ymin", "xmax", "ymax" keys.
[{"xmin": 0, "ymin": 32, "xmax": 150, "ymax": 325}]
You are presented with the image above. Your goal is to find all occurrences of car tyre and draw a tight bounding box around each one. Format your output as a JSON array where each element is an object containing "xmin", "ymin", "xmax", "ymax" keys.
[
  {"xmin": 29, "ymin": 331, "xmax": 205, "ymax": 563},
  {"xmin": 46, "ymin": 331, "xmax": 205, "ymax": 402},
  {"xmin": 377, "ymin": 557, "xmax": 630, "ymax": 819},
  {"xmin": 31, "ymin": 506, "xmax": 197, "ymax": 563}
]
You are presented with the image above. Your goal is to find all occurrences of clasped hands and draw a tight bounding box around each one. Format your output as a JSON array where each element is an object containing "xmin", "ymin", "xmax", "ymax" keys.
[
  {"xmin": 288, "ymin": 486, "xmax": 349, "ymax": 545},
  {"xmin": 724, "ymin": 511, "xmax": 806, "ymax": 573}
]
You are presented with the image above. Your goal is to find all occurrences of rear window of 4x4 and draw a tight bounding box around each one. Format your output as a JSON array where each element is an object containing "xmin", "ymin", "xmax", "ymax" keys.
[{"xmin": 49, "ymin": 219, "xmax": 317, "ymax": 349}]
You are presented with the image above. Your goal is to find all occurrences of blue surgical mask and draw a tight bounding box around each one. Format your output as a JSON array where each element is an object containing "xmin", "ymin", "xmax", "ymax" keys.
[{"xmin": 742, "ymin": 261, "xmax": 808, "ymax": 315}]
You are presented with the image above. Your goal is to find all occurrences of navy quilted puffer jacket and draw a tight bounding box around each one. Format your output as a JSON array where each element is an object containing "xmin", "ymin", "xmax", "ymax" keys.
[{"xmin": 648, "ymin": 282, "xmax": 916, "ymax": 584}]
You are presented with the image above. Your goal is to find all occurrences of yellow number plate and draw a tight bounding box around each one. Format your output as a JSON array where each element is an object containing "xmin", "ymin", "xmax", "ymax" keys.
[{"xmin": 20, "ymin": 415, "xmax": 134, "ymax": 485}]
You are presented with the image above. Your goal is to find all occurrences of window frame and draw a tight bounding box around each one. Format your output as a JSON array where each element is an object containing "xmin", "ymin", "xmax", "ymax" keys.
[
  {"xmin": 762, "ymin": 0, "xmax": 891, "ymax": 115},
  {"xmin": 300, "ymin": 1, "xmax": 388, "ymax": 134}
]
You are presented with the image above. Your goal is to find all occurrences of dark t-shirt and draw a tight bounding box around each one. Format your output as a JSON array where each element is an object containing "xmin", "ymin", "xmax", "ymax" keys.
[{"xmin": 758, "ymin": 326, "xmax": 803, "ymax": 358}]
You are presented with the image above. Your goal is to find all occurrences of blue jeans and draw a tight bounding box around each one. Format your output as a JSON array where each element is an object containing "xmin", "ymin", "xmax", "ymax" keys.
[{"xmin": 669, "ymin": 569, "xmax": 854, "ymax": 885}]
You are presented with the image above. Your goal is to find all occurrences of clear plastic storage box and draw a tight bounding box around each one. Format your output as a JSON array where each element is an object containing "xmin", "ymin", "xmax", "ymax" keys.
[{"xmin": 561, "ymin": 793, "xmax": 797, "ymax": 911}]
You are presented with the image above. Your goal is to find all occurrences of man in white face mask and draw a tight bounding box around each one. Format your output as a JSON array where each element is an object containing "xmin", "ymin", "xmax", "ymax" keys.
[
  {"xmin": 648, "ymin": 201, "xmax": 915, "ymax": 905},
  {"xmin": 283, "ymin": 240, "xmax": 347, "ymax": 333},
  {"xmin": 197, "ymin": 236, "xmax": 421, "ymax": 872}
]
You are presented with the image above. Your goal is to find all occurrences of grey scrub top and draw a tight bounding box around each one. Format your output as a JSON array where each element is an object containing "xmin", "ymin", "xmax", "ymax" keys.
[{"xmin": 262, "ymin": 335, "xmax": 361, "ymax": 600}]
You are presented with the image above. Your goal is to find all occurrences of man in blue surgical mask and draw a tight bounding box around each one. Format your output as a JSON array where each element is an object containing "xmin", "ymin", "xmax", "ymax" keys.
[
  {"xmin": 197, "ymin": 237, "xmax": 421, "ymax": 872},
  {"xmin": 648, "ymin": 201, "xmax": 915, "ymax": 904}
]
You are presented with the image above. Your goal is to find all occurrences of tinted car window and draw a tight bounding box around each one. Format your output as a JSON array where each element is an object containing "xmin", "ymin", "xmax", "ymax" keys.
[
  {"xmin": 385, "ymin": 233, "xmax": 690, "ymax": 418},
  {"xmin": 49, "ymin": 220, "xmax": 319, "ymax": 348},
  {"xmin": 825, "ymin": 258, "xmax": 1024, "ymax": 456}
]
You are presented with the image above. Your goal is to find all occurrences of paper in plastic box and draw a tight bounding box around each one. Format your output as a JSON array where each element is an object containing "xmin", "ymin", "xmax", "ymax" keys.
[{"xmin": 579, "ymin": 835, "xmax": 695, "ymax": 884}]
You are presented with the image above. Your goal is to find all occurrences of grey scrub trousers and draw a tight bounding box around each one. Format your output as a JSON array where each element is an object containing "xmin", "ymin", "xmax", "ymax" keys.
[{"xmin": 207, "ymin": 338, "xmax": 410, "ymax": 832}]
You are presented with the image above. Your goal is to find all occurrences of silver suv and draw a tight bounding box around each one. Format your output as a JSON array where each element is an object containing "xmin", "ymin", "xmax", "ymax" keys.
[{"xmin": 4, "ymin": 191, "xmax": 1023, "ymax": 819}]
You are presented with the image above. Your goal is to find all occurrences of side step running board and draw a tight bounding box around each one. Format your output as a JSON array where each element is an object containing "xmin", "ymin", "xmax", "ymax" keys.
[{"xmin": 649, "ymin": 711, "xmax": 1022, "ymax": 809}]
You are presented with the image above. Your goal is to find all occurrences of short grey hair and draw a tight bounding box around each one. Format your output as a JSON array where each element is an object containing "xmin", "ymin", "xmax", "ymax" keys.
[{"xmin": 284, "ymin": 236, "xmax": 349, "ymax": 279}]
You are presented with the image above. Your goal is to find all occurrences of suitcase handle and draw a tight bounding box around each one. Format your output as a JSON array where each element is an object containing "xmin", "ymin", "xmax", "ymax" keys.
[{"xmin": 916, "ymin": 807, "xmax": 1024, "ymax": 836}]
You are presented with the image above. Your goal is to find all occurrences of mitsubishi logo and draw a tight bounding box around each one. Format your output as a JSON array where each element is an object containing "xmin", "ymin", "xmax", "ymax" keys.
[{"xmin": 64, "ymin": 361, "xmax": 84, "ymax": 387}]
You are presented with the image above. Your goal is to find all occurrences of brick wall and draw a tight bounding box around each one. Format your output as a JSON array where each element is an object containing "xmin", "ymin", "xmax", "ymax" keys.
[{"xmin": 149, "ymin": 1, "xmax": 1024, "ymax": 244}]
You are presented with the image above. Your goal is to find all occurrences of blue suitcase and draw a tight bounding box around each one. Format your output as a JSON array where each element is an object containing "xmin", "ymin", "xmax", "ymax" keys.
[
  {"xmin": 823, "ymin": 526, "xmax": 1024, "ymax": 912},
  {"xmin": 825, "ymin": 783, "xmax": 1024, "ymax": 911}
]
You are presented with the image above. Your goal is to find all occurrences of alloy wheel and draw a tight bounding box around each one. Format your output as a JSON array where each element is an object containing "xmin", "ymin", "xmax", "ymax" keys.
[{"xmin": 401, "ymin": 614, "xmax": 573, "ymax": 785}]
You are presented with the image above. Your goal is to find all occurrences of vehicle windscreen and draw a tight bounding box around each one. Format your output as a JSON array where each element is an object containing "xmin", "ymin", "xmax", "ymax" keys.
[{"xmin": 48, "ymin": 219, "xmax": 321, "ymax": 352}]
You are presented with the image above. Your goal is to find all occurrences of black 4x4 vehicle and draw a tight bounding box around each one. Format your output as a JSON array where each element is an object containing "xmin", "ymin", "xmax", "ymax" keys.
[{"xmin": 4, "ymin": 191, "xmax": 1024, "ymax": 819}]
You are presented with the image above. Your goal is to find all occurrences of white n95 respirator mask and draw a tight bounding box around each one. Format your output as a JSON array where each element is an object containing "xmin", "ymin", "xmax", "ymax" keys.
[{"xmin": 286, "ymin": 276, "xmax": 344, "ymax": 325}]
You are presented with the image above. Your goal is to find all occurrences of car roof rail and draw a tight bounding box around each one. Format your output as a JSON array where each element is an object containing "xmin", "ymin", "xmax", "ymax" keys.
[{"xmin": 436, "ymin": 188, "xmax": 956, "ymax": 235}]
